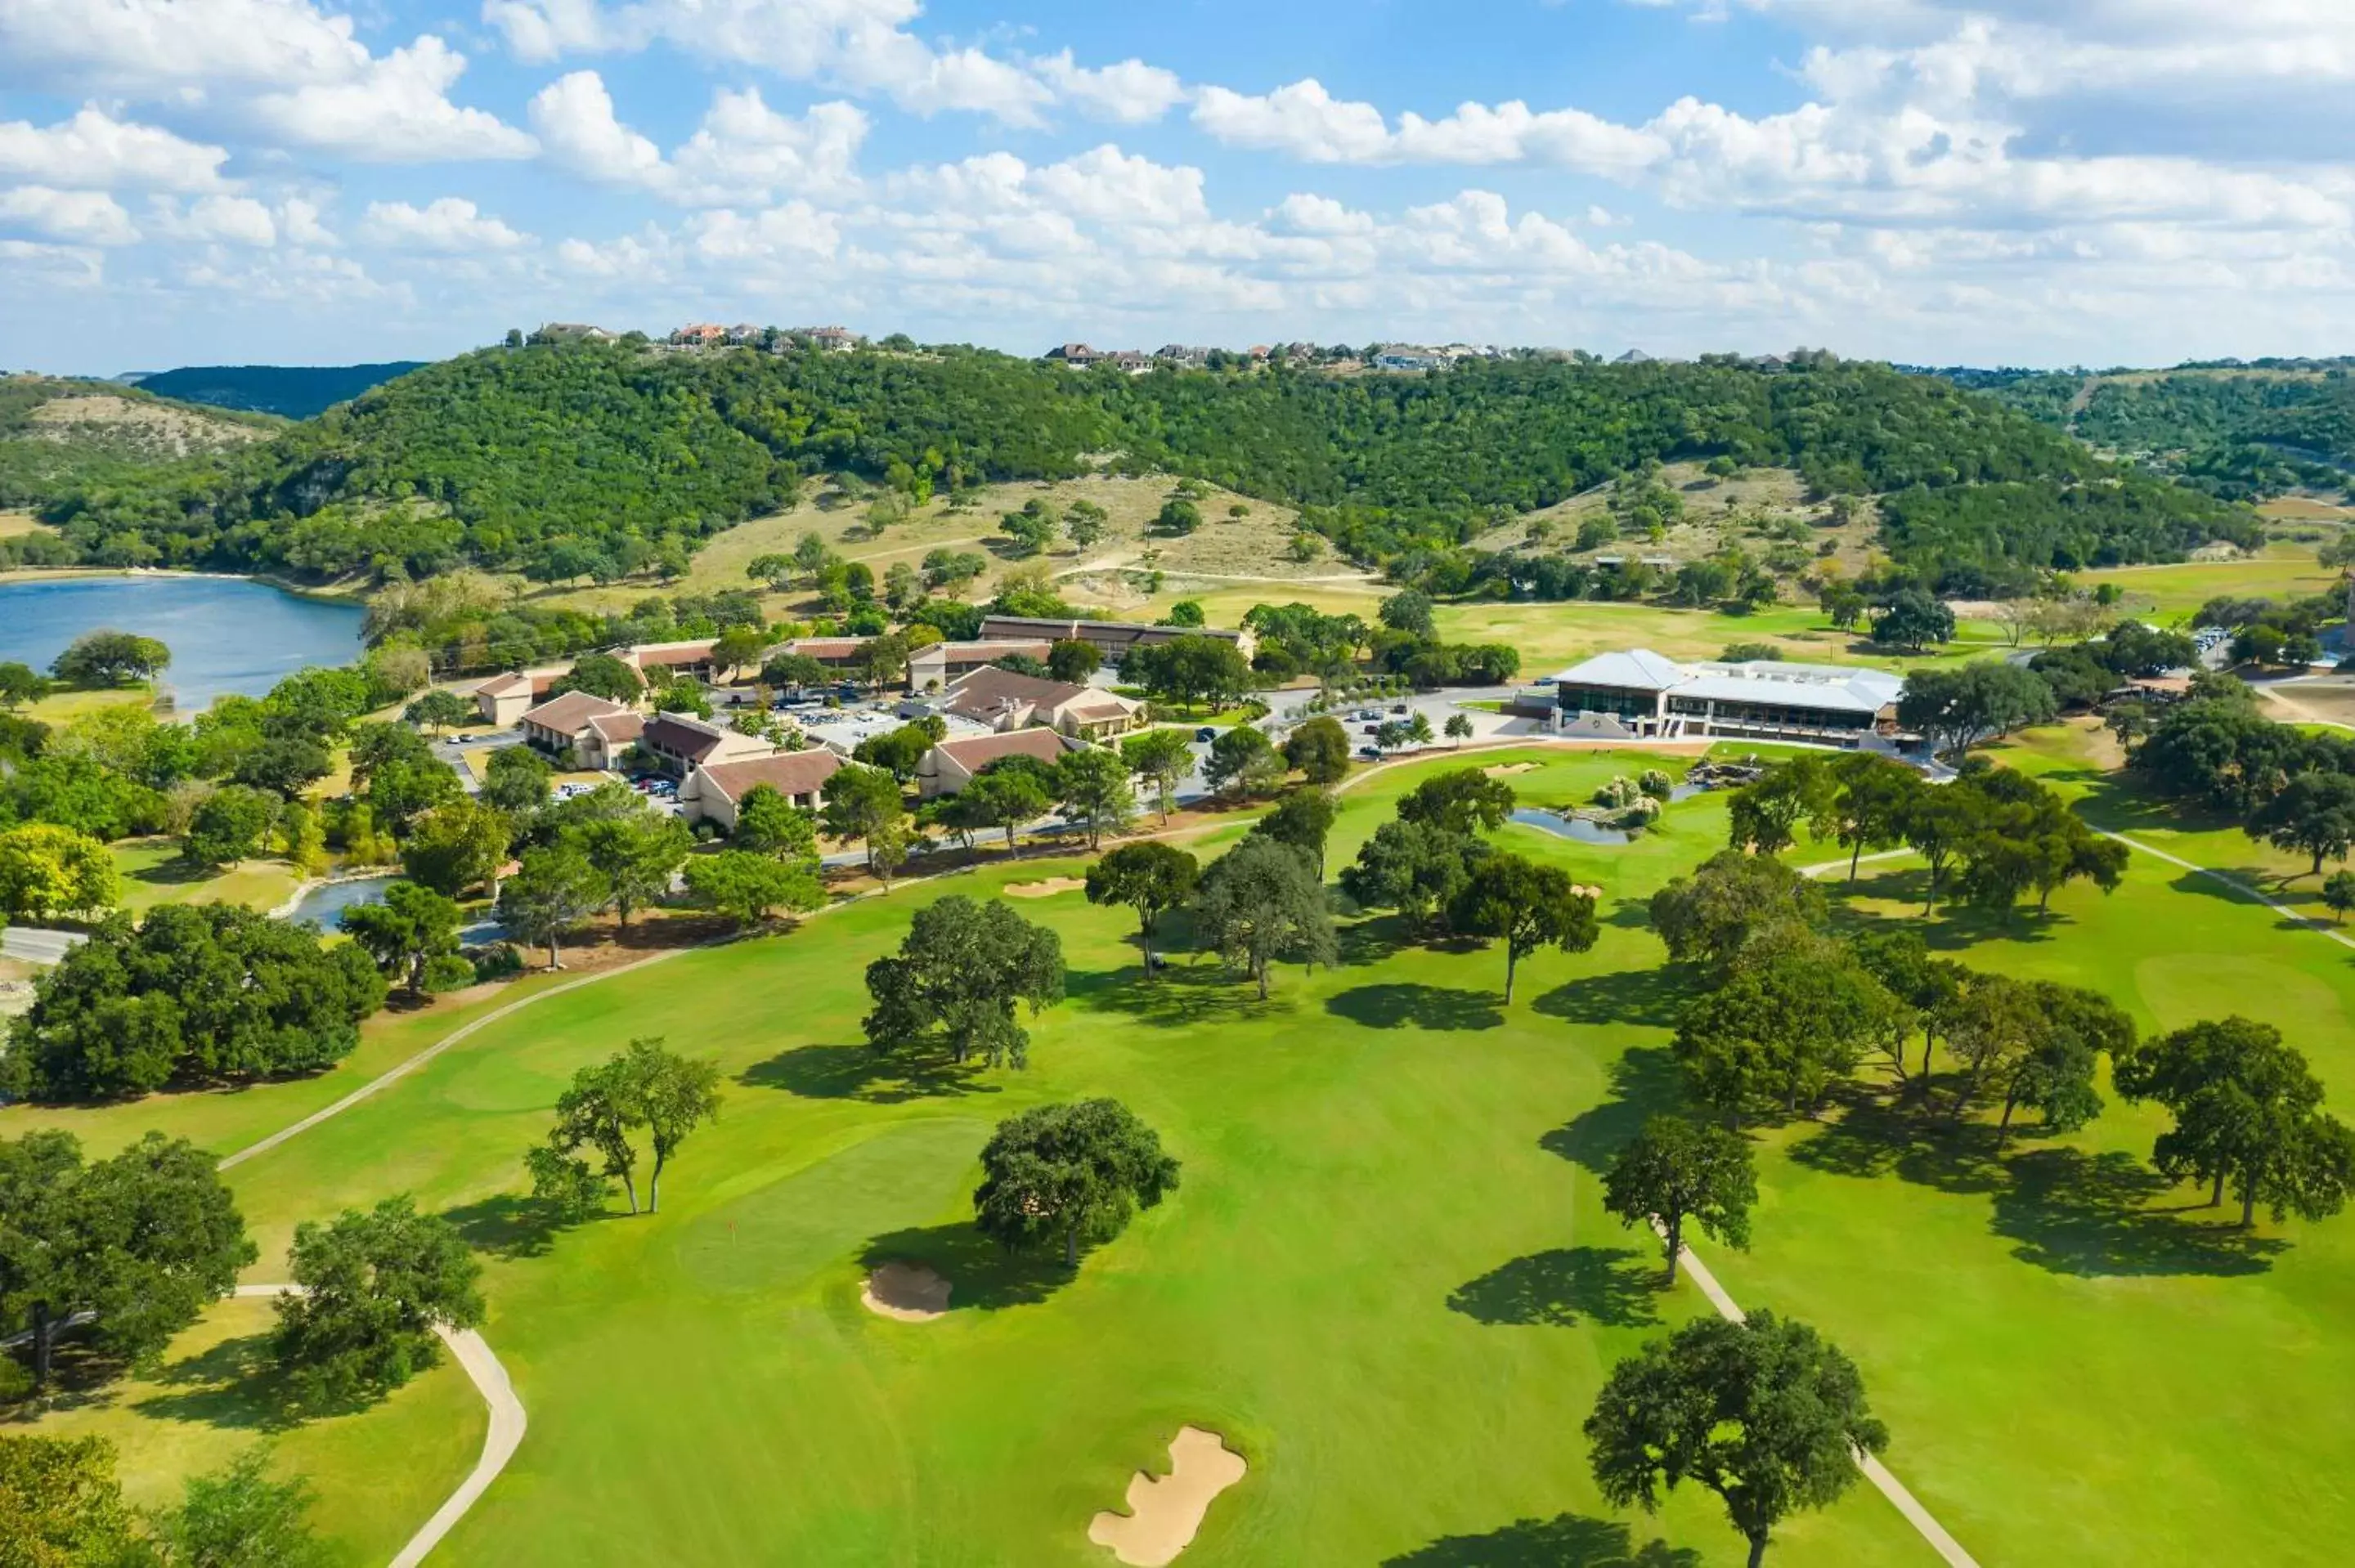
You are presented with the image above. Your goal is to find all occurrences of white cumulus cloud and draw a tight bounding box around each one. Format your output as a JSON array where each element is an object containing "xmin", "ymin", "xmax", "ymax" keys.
[
  {"xmin": 360, "ymin": 197, "xmax": 529, "ymax": 251},
  {"xmin": 0, "ymin": 186, "xmax": 141, "ymax": 245}
]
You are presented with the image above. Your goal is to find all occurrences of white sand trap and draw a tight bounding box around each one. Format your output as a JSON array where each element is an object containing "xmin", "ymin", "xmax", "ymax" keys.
[
  {"xmin": 860, "ymin": 1261, "xmax": 951, "ymax": 1321},
  {"xmin": 1483, "ymin": 762, "xmax": 1538, "ymax": 777},
  {"xmin": 1004, "ymin": 877, "xmax": 1087, "ymax": 898},
  {"xmin": 1088, "ymin": 1427, "xmax": 1247, "ymax": 1567}
]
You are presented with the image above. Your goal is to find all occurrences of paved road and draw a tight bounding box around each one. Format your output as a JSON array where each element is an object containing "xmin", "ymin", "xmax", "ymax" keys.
[{"xmin": 1, "ymin": 926, "xmax": 85, "ymax": 964}]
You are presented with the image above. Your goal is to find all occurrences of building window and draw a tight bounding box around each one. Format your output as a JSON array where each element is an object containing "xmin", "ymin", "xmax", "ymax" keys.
[{"xmin": 1558, "ymin": 684, "xmax": 1655, "ymax": 721}]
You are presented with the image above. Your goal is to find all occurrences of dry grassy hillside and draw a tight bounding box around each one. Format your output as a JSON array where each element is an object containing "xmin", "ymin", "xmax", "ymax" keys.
[
  {"xmin": 533, "ymin": 472, "xmax": 1377, "ymax": 620},
  {"xmin": 1468, "ymin": 460, "xmax": 1882, "ymax": 575}
]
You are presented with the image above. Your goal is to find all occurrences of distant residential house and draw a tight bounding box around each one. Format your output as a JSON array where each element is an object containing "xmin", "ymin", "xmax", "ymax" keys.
[
  {"xmin": 725, "ymin": 323, "xmax": 763, "ymax": 345},
  {"xmin": 941, "ymin": 666, "xmax": 1141, "ymax": 739},
  {"xmin": 680, "ymin": 749, "xmax": 842, "ymax": 830},
  {"xmin": 1373, "ymin": 347, "xmax": 1445, "ymax": 372},
  {"xmin": 1613, "ymin": 349, "xmax": 1655, "ymax": 365},
  {"xmin": 976, "ymin": 614, "xmax": 1255, "ymax": 665},
  {"xmin": 1043, "ymin": 343, "xmax": 1100, "ymax": 367},
  {"xmin": 639, "ymin": 712, "xmax": 774, "ymax": 778},
  {"xmin": 1155, "ymin": 343, "xmax": 1211, "ymax": 365},
  {"xmin": 904, "ymin": 638, "xmax": 1053, "ymax": 693},
  {"xmin": 797, "ymin": 325, "xmax": 863, "ymax": 352},
  {"xmin": 1104, "ymin": 350, "xmax": 1152, "ymax": 374},
  {"xmin": 536, "ymin": 322, "xmax": 614, "ymax": 343},
  {"xmin": 916, "ymin": 729, "xmax": 1080, "ymax": 799},
  {"xmin": 518, "ymin": 691, "xmax": 633, "ymax": 761},
  {"xmin": 669, "ymin": 323, "xmax": 727, "ymax": 347}
]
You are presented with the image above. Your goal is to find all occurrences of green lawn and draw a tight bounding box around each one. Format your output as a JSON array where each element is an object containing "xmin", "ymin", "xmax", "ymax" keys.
[
  {"xmin": 109, "ymin": 836, "xmax": 304, "ymax": 916},
  {"xmin": 2076, "ymin": 545, "xmax": 2336, "ymax": 620},
  {"xmin": 1431, "ymin": 599, "xmax": 2012, "ymax": 679},
  {"xmin": 14, "ymin": 740, "xmax": 2355, "ymax": 1564}
]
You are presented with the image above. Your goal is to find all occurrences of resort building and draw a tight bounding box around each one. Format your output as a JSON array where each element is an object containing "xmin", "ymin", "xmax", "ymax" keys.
[
  {"xmin": 904, "ymin": 638, "xmax": 1054, "ymax": 693},
  {"xmin": 915, "ymin": 729, "xmax": 1081, "ymax": 799},
  {"xmin": 680, "ymin": 749, "xmax": 843, "ymax": 830},
  {"xmin": 518, "ymin": 692, "xmax": 632, "ymax": 763},
  {"xmin": 1546, "ymin": 648, "xmax": 1903, "ymax": 743},
  {"xmin": 976, "ymin": 615, "xmax": 1254, "ymax": 665},
  {"xmin": 472, "ymin": 668, "xmax": 566, "ymax": 727},
  {"xmin": 940, "ymin": 667, "xmax": 1142, "ymax": 739},
  {"xmin": 639, "ymin": 712, "xmax": 777, "ymax": 778}
]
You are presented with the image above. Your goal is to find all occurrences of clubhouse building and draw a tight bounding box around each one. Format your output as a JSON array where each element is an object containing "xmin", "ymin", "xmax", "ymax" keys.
[{"xmin": 1547, "ymin": 648, "xmax": 1903, "ymax": 744}]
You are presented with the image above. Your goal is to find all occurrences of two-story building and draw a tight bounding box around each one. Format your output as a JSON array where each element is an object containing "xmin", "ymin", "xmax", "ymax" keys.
[
  {"xmin": 914, "ymin": 729, "xmax": 1081, "ymax": 799},
  {"xmin": 904, "ymin": 638, "xmax": 1053, "ymax": 693},
  {"xmin": 638, "ymin": 712, "xmax": 777, "ymax": 778},
  {"xmin": 1546, "ymin": 648, "xmax": 1903, "ymax": 744},
  {"xmin": 680, "ymin": 748, "xmax": 844, "ymax": 831},
  {"xmin": 975, "ymin": 615, "xmax": 1254, "ymax": 666}
]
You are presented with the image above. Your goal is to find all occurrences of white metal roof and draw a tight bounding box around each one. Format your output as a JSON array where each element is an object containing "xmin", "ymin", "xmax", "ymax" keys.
[
  {"xmin": 1547, "ymin": 648, "xmax": 1902, "ymax": 715},
  {"xmin": 1545, "ymin": 648, "xmax": 1689, "ymax": 690}
]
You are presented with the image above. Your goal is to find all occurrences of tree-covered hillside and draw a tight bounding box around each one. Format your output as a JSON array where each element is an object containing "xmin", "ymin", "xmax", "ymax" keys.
[
  {"xmin": 1920, "ymin": 362, "xmax": 2355, "ymax": 501},
  {"xmin": 133, "ymin": 361, "xmax": 429, "ymax": 419},
  {"xmin": 0, "ymin": 376, "xmax": 275, "ymax": 517},
  {"xmin": 21, "ymin": 343, "xmax": 2255, "ymax": 584}
]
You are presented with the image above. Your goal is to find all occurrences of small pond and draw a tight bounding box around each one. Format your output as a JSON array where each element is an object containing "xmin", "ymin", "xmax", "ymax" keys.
[
  {"xmin": 280, "ymin": 874, "xmax": 397, "ymax": 930},
  {"xmin": 1509, "ymin": 809, "xmax": 1635, "ymax": 846},
  {"xmin": 0, "ymin": 574, "xmax": 366, "ymax": 711}
]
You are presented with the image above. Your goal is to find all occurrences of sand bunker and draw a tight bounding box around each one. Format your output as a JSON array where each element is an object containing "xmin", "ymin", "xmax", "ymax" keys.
[
  {"xmin": 1088, "ymin": 1427, "xmax": 1247, "ymax": 1567},
  {"xmin": 1483, "ymin": 762, "xmax": 1538, "ymax": 777},
  {"xmin": 860, "ymin": 1261, "xmax": 951, "ymax": 1321},
  {"xmin": 1004, "ymin": 877, "xmax": 1087, "ymax": 898}
]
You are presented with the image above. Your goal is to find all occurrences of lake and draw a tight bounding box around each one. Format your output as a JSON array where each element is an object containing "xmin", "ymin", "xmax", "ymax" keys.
[{"xmin": 0, "ymin": 575, "xmax": 366, "ymax": 710}]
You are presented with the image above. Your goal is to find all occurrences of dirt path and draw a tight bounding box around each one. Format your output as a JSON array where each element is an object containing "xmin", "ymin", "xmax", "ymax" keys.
[
  {"xmin": 231, "ymin": 1285, "xmax": 525, "ymax": 1568},
  {"xmin": 1648, "ymin": 1229, "xmax": 1982, "ymax": 1568}
]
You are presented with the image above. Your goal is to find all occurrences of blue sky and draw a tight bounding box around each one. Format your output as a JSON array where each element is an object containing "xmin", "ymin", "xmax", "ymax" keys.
[{"xmin": 5, "ymin": 0, "xmax": 2354, "ymax": 374}]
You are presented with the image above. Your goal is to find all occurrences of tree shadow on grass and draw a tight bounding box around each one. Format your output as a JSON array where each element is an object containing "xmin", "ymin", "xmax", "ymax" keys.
[
  {"xmin": 1994, "ymin": 1148, "xmax": 2288, "ymax": 1278},
  {"xmin": 129, "ymin": 1333, "xmax": 307, "ymax": 1433},
  {"xmin": 1383, "ymin": 1514, "xmax": 1701, "ymax": 1567},
  {"xmin": 857, "ymin": 1224, "xmax": 1069, "ymax": 1310},
  {"xmin": 1786, "ymin": 1091, "xmax": 2008, "ymax": 1198},
  {"xmin": 1532, "ymin": 968, "xmax": 1689, "ymax": 1030},
  {"xmin": 1541, "ymin": 1046, "xmax": 1686, "ymax": 1176},
  {"xmin": 1447, "ymin": 1246, "xmax": 1660, "ymax": 1328},
  {"xmin": 1083, "ymin": 960, "xmax": 1275, "ymax": 1029},
  {"xmin": 1339, "ymin": 912, "xmax": 1419, "ymax": 966},
  {"xmin": 737, "ymin": 1043, "xmax": 1003, "ymax": 1104},
  {"xmin": 438, "ymin": 1193, "xmax": 579, "ymax": 1261},
  {"xmin": 1326, "ymin": 983, "xmax": 1504, "ymax": 1031}
]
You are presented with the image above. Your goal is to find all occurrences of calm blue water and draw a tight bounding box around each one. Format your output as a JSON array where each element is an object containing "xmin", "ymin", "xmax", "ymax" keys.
[{"xmin": 0, "ymin": 575, "xmax": 365, "ymax": 711}]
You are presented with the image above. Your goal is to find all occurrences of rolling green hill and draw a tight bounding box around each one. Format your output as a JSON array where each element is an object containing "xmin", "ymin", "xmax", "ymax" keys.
[
  {"xmin": 0, "ymin": 375, "xmax": 276, "ymax": 525},
  {"xmin": 20, "ymin": 343, "xmax": 2257, "ymax": 584},
  {"xmin": 1920, "ymin": 362, "xmax": 2355, "ymax": 501},
  {"xmin": 132, "ymin": 361, "xmax": 431, "ymax": 419}
]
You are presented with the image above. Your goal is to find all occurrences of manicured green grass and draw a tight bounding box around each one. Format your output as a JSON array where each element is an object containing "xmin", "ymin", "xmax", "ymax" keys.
[
  {"xmin": 20, "ymin": 739, "xmax": 2355, "ymax": 1565},
  {"xmin": 2077, "ymin": 545, "xmax": 2336, "ymax": 620},
  {"xmin": 25, "ymin": 1295, "xmax": 482, "ymax": 1567},
  {"xmin": 7, "ymin": 754, "xmax": 1921, "ymax": 1566},
  {"xmin": 108, "ymin": 836, "xmax": 303, "ymax": 916},
  {"xmin": 1431, "ymin": 599, "xmax": 2012, "ymax": 678}
]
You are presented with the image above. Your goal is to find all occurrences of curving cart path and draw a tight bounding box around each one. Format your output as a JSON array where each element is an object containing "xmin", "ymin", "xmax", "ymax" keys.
[{"xmin": 232, "ymin": 1286, "xmax": 526, "ymax": 1568}]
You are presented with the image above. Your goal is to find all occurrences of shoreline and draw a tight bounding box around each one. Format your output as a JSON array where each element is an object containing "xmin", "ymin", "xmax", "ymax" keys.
[{"xmin": 0, "ymin": 563, "xmax": 370, "ymax": 605}]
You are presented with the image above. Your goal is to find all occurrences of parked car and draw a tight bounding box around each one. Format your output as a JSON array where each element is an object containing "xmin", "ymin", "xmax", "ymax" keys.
[
  {"xmin": 1195, "ymin": 726, "xmax": 1217, "ymax": 742},
  {"xmin": 1358, "ymin": 746, "xmax": 1384, "ymax": 759},
  {"xmin": 1357, "ymin": 708, "xmax": 1380, "ymax": 720},
  {"xmin": 1363, "ymin": 724, "xmax": 1381, "ymax": 735},
  {"xmin": 1390, "ymin": 703, "xmax": 1409, "ymax": 715}
]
